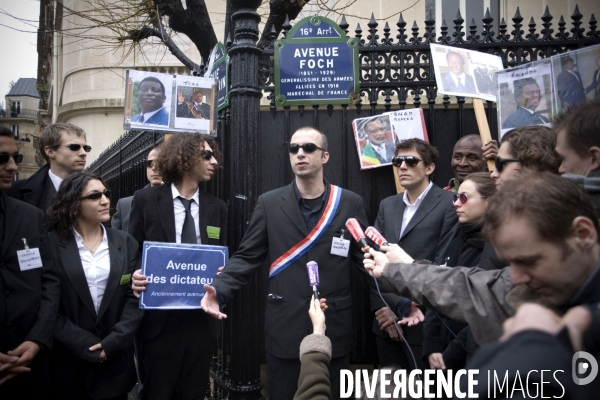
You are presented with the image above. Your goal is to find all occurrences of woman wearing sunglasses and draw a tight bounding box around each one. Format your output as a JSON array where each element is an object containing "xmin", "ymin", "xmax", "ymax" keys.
[
  {"xmin": 422, "ymin": 172, "xmax": 505, "ymax": 373},
  {"xmin": 47, "ymin": 172, "xmax": 143, "ymax": 400}
]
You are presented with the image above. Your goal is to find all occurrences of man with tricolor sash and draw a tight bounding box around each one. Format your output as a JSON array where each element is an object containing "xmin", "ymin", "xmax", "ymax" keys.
[{"xmin": 201, "ymin": 127, "xmax": 385, "ymax": 400}]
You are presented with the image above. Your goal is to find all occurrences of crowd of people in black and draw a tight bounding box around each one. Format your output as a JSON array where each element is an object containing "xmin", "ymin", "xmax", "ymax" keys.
[{"xmin": 1, "ymin": 99, "xmax": 600, "ymax": 400}]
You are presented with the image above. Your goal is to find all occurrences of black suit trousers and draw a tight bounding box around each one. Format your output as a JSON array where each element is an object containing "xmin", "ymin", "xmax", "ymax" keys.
[{"xmin": 138, "ymin": 311, "xmax": 215, "ymax": 400}]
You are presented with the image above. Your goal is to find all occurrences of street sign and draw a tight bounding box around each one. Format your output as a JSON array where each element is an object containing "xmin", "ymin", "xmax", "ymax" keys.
[
  {"xmin": 275, "ymin": 16, "xmax": 360, "ymax": 106},
  {"xmin": 206, "ymin": 42, "xmax": 229, "ymax": 111}
]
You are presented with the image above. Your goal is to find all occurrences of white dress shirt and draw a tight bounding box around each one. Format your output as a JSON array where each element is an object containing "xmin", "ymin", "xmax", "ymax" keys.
[
  {"xmin": 400, "ymin": 181, "xmax": 434, "ymax": 238},
  {"xmin": 74, "ymin": 224, "xmax": 110, "ymax": 314},
  {"xmin": 171, "ymin": 183, "xmax": 201, "ymax": 244},
  {"xmin": 48, "ymin": 169, "xmax": 64, "ymax": 192},
  {"xmin": 370, "ymin": 143, "xmax": 390, "ymax": 162}
]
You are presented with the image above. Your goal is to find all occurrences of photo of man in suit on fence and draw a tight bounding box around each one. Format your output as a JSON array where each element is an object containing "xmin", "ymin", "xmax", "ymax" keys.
[
  {"xmin": 585, "ymin": 55, "xmax": 600, "ymax": 99},
  {"xmin": 556, "ymin": 57, "xmax": 586, "ymax": 111},
  {"xmin": 130, "ymin": 76, "xmax": 170, "ymax": 126},
  {"xmin": 360, "ymin": 115, "xmax": 396, "ymax": 167},
  {"xmin": 502, "ymin": 77, "xmax": 550, "ymax": 129},
  {"xmin": 176, "ymin": 90, "xmax": 211, "ymax": 119},
  {"xmin": 440, "ymin": 51, "xmax": 477, "ymax": 94}
]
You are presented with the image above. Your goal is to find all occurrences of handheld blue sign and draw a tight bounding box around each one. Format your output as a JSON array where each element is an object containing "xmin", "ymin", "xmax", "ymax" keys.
[{"xmin": 139, "ymin": 241, "xmax": 228, "ymax": 309}]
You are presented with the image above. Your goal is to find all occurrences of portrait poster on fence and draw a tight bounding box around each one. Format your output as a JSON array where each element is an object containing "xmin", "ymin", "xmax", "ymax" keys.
[
  {"xmin": 430, "ymin": 44, "xmax": 504, "ymax": 101},
  {"xmin": 139, "ymin": 241, "xmax": 228, "ymax": 310},
  {"xmin": 496, "ymin": 59, "xmax": 554, "ymax": 137},
  {"xmin": 352, "ymin": 109, "xmax": 427, "ymax": 170},
  {"xmin": 173, "ymin": 75, "xmax": 218, "ymax": 133},
  {"xmin": 123, "ymin": 70, "xmax": 218, "ymax": 135},
  {"xmin": 551, "ymin": 43, "xmax": 600, "ymax": 113}
]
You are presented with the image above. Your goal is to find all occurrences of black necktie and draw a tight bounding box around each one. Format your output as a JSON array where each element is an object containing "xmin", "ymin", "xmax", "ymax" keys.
[
  {"xmin": 178, "ymin": 197, "xmax": 197, "ymax": 244},
  {"xmin": 139, "ymin": 114, "xmax": 145, "ymax": 123}
]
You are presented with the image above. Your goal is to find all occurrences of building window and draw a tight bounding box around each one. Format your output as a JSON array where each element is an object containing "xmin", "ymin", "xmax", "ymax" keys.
[
  {"xmin": 11, "ymin": 101, "xmax": 21, "ymax": 116},
  {"xmin": 11, "ymin": 124, "xmax": 19, "ymax": 139}
]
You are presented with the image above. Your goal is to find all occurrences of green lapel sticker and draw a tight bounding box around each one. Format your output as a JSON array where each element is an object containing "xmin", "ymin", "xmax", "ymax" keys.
[
  {"xmin": 207, "ymin": 226, "xmax": 221, "ymax": 240},
  {"xmin": 120, "ymin": 274, "xmax": 132, "ymax": 285}
]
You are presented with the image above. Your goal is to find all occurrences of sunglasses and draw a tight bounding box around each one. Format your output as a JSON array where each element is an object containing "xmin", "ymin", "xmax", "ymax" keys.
[
  {"xmin": 494, "ymin": 156, "xmax": 520, "ymax": 173},
  {"xmin": 54, "ymin": 144, "xmax": 92, "ymax": 152},
  {"xmin": 288, "ymin": 143, "xmax": 324, "ymax": 154},
  {"xmin": 0, "ymin": 152, "xmax": 23, "ymax": 165},
  {"xmin": 392, "ymin": 156, "xmax": 422, "ymax": 168},
  {"xmin": 453, "ymin": 193, "xmax": 488, "ymax": 204},
  {"xmin": 146, "ymin": 159, "xmax": 156, "ymax": 168},
  {"xmin": 80, "ymin": 189, "xmax": 111, "ymax": 201},
  {"xmin": 201, "ymin": 150, "xmax": 214, "ymax": 160}
]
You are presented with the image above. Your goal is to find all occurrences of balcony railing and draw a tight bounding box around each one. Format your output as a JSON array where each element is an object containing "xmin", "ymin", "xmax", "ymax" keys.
[{"xmin": 0, "ymin": 108, "xmax": 40, "ymax": 119}]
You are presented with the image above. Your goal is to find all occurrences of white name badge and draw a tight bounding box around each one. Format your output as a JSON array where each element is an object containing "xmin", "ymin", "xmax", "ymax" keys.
[
  {"xmin": 17, "ymin": 248, "xmax": 43, "ymax": 271},
  {"xmin": 331, "ymin": 237, "xmax": 350, "ymax": 257}
]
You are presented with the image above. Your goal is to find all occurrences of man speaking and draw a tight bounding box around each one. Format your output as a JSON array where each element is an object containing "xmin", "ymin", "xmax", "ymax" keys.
[{"xmin": 201, "ymin": 127, "xmax": 385, "ymax": 400}]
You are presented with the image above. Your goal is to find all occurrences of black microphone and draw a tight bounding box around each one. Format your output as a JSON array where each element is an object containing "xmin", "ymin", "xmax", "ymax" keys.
[
  {"xmin": 345, "ymin": 218, "xmax": 371, "ymax": 252},
  {"xmin": 365, "ymin": 226, "xmax": 389, "ymax": 250},
  {"xmin": 306, "ymin": 261, "xmax": 320, "ymax": 300}
]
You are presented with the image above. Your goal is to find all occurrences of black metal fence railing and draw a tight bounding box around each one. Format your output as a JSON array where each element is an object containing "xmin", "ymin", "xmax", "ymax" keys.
[{"xmin": 88, "ymin": 6, "xmax": 600, "ymax": 400}]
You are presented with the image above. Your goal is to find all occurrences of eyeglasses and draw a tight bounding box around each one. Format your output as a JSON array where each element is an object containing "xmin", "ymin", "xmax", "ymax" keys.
[
  {"xmin": 0, "ymin": 152, "xmax": 23, "ymax": 165},
  {"xmin": 201, "ymin": 150, "xmax": 214, "ymax": 160},
  {"xmin": 494, "ymin": 156, "xmax": 520, "ymax": 173},
  {"xmin": 146, "ymin": 159, "xmax": 156, "ymax": 168},
  {"xmin": 80, "ymin": 189, "xmax": 111, "ymax": 201},
  {"xmin": 392, "ymin": 156, "xmax": 422, "ymax": 168},
  {"xmin": 288, "ymin": 143, "xmax": 324, "ymax": 154},
  {"xmin": 453, "ymin": 193, "xmax": 488, "ymax": 204},
  {"xmin": 53, "ymin": 144, "xmax": 92, "ymax": 152}
]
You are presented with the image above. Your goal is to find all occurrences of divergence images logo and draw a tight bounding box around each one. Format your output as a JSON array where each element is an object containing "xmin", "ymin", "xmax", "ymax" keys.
[{"xmin": 572, "ymin": 351, "xmax": 598, "ymax": 385}]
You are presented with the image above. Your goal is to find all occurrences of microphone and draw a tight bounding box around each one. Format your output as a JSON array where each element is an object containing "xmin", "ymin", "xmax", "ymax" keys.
[
  {"xmin": 365, "ymin": 226, "xmax": 388, "ymax": 249},
  {"xmin": 345, "ymin": 218, "xmax": 371, "ymax": 252},
  {"xmin": 306, "ymin": 261, "xmax": 320, "ymax": 300}
]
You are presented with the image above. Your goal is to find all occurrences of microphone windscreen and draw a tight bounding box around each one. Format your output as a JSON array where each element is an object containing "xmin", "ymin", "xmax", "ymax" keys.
[
  {"xmin": 306, "ymin": 261, "xmax": 320, "ymax": 286},
  {"xmin": 345, "ymin": 218, "xmax": 366, "ymax": 242},
  {"xmin": 365, "ymin": 226, "xmax": 389, "ymax": 247}
]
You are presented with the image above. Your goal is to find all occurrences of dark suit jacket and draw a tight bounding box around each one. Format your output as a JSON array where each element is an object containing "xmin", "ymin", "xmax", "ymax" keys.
[
  {"xmin": 0, "ymin": 194, "xmax": 59, "ymax": 392},
  {"xmin": 440, "ymin": 72, "xmax": 477, "ymax": 94},
  {"xmin": 212, "ymin": 182, "xmax": 385, "ymax": 359},
  {"xmin": 585, "ymin": 68, "xmax": 600, "ymax": 99},
  {"xmin": 128, "ymin": 184, "xmax": 227, "ymax": 340},
  {"xmin": 501, "ymin": 107, "xmax": 549, "ymax": 129},
  {"xmin": 5, "ymin": 164, "xmax": 57, "ymax": 212},
  {"xmin": 49, "ymin": 228, "xmax": 143, "ymax": 399},
  {"xmin": 557, "ymin": 70, "xmax": 585, "ymax": 108},
  {"xmin": 111, "ymin": 196, "xmax": 133, "ymax": 232},
  {"xmin": 130, "ymin": 107, "xmax": 169, "ymax": 126},
  {"xmin": 372, "ymin": 184, "xmax": 458, "ymax": 344},
  {"xmin": 177, "ymin": 102, "xmax": 211, "ymax": 119}
]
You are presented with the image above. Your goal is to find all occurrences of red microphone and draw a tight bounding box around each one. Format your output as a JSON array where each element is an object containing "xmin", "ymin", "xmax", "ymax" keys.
[
  {"xmin": 365, "ymin": 226, "xmax": 389, "ymax": 248},
  {"xmin": 345, "ymin": 218, "xmax": 371, "ymax": 252}
]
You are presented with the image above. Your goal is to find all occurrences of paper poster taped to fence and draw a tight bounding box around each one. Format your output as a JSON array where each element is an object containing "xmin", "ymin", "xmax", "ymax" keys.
[
  {"xmin": 431, "ymin": 44, "xmax": 504, "ymax": 101},
  {"xmin": 496, "ymin": 59, "xmax": 554, "ymax": 138},
  {"xmin": 352, "ymin": 109, "xmax": 428, "ymax": 170},
  {"xmin": 123, "ymin": 70, "xmax": 218, "ymax": 136}
]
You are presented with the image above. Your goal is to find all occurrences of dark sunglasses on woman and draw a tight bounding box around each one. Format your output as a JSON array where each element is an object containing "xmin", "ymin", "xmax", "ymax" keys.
[
  {"xmin": 453, "ymin": 193, "xmax": 488, "ymax": 204},
  {"xmin": 392, "ymin": 155, "xmax": 422, "ymax": 168},
  {"xmin": 80, "ymin": 189, "xmax": 111, "ymax": 201},
  {"xmin": 494, "ymin": 156, "xmax": 520, "ymax": 172},
  {"xmin": 0, "ymin": 152, "xmax": 23, "ymax": 165},
  {"xmin": 288, "ymin": 143, "xmax": 324, "ymax": 154}
]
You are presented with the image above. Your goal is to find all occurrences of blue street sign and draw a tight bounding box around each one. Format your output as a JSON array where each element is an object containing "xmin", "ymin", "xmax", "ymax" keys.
[{"xmin": 275, "ymin": 16, "xmax": 360, "ymax": 106}]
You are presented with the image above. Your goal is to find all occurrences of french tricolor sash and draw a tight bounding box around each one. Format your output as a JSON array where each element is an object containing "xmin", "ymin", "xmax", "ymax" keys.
[{"xmin": 269, "ymin": 185, "xmax": 342, "ymax": 278}]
